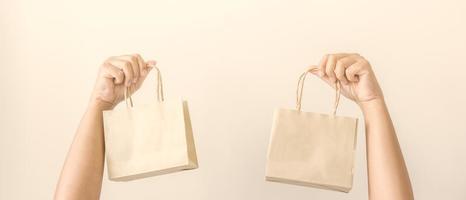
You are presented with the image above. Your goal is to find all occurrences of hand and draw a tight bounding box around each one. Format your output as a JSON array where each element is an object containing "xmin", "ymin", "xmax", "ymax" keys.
[
  {"xmin": 89, "ymin": 54, "xmax": 156, "ymax": 110},
  {"xmin": 310, "ymin": 53, "xmax": 384, "ymax": 108}
]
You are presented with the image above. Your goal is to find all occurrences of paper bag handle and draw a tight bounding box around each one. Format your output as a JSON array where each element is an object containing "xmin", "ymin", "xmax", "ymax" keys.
[
  {"xmin": 296, "ymin": 67, "xmax": 341, "ymax": 115},
  {"xmin": 124, "ymin": 65, "xmax": 164, "ymax": 108}
]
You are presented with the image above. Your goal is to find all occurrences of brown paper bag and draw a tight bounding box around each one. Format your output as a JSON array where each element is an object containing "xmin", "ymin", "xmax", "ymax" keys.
[
  {"xmin": 265, "ymin": 67, "xmax": 358, "ymax": 192},
  {"xmin": 103, "ymin": 67, "xmax": 198, "ymax": 181}
]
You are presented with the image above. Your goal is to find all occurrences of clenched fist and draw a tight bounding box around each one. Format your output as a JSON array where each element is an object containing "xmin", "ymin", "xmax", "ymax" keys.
[
  {"xmin": 89, "ymin": 54, "xmax": 156, "ymax": 110},
  {"xmin": 311, "ymin": 53, "xmax": 384, "ymax": 108}
]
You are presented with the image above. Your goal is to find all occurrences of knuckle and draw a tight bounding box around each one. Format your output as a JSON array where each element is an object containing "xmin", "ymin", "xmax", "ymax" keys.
[
  {"xmin": 101, "ymin": 62, "xmax": 109, "ymax": 68},
  {"xmin": 105, "ymin": 56, "xmax": 117, "ymax": 63},
  {"xmin": 360, "ymin": 59, "xmax": 370, "ymax": 66},
  {"xmin": 358, "ymin": 56, "xmax": 367, "ymax": 62},
  {"xmin": 364, "ymin": 59, "xmax": 371, "ymax": 65},
  {"xmin": 336, "ymin": 60, "xmax": 345, "ymax": 67},
  {"xmin": 131, "ymin": 56, "xmax": 138, "ymax": 63},
  {"xmin": 335, "ymin": 71, "xmax": 345, "ymax": 78},
  {"xmin": 323, "ymin": 54, "xmax": 330, "ymax": 60},
  {"xmin": 123, "ymin": 67, "xmax": 132, "ymax": 75},
  {"xmin": 345, "ymin": 68, "xmax": 354, "ymax": 76},
  {"xmin": 102, "ymin": 59, "xmax": 112, "ymax": 66},
  {"xmin": 326, "ymin": 67, "xmax": 333, "ymax": 74}
]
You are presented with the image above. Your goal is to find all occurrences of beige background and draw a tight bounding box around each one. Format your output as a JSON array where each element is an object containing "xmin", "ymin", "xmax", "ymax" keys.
[{"xmin": 1, "ymin": 0, "xmax": 466, "ymax": 199}]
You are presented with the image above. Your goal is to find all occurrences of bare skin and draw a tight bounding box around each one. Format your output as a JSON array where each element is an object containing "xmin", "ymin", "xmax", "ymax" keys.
[
  {"xmin": 54, "ymin": 54, "xmax": 155, "ymax": 200},
  {"xmin": 312, "ymin": 53, "xmax": 414, "ymax": 200},
  {"xmin": 54, "ymin": 53, "xmax": 413, "ymax": 200}
]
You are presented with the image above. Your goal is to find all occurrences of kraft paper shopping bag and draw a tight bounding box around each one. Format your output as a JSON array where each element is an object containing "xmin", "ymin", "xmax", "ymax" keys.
[
  {"xmin": 103, "ymin": 67, "xmax": 198, "ymax": 181},
  {"xmin": 265, "ymin": 67, "xmax": 358, "ymax": 192}
]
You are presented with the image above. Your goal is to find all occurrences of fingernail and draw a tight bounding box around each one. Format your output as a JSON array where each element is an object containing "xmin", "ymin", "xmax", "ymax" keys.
[{"xmin": 146, "ymin": 60, "xmax": 157, "ymax": 67}]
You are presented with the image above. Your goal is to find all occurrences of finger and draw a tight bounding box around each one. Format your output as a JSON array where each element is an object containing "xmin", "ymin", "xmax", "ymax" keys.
[
  {"xmin": 133, "ymin": 53, "xmax": 147, "ymax": 77},
  {"xmin": 310, "ymin": 67, "xmax": 335, "ymax": 88},
  {"xmin": 345, "ymin": 60, "xmax": 368, "ymax": 82},
  {"xmin": 144, "ymin": 60, "xmax": 156, "ymax": 77},
  {"xmin": 318, "ymin": 54, "xmax": 329, "ymax": 77},
  {"xmin": 325, "ymin": 53, "xmax": 352, "ymax": 83},
  {"xmin": 119, "ymin": 55, "xmax": 140, "ymax": 83},
  {"xmin": 335, "ymin": 55, "xmax": 360, "ymax": 85},
  {"xmin": 108, "ymin": 59, "xmax": 134, "ymax": 86},
  {"xmin": 146, "ymin": 60, "xmax": 157, "ymax": 68},
  {"xmin": 132, "ymin": 60, "xmax": 157, "ymax": 90},
  {"xmin": 102, "ymin": 63, "xmax": 125, "ymax": 84},
  {"xmin": 133, "ymin": 67, "xmax": 154, "ymax": 89},
  {"xmin": 133, "ymin": 60, "xmax": 157, "ymax": 89},
  {"xmin": 325, "ymin": 55, "xmax": 338, "ymax": 83}
]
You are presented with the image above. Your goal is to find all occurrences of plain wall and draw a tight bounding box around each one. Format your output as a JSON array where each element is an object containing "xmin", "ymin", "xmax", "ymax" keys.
[{"xmin": 1, "ymin": 0, "xmax": 465, "ymax": 199}]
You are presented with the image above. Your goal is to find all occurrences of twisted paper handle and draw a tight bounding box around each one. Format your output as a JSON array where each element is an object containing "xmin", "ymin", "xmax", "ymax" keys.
[
  {"xmin": 296, "ymin": 67, "xmax": 341, "ymax": 115},
  {"xmin": 124, "ymin": 65, "xmax": 164, "ymax": 108}
]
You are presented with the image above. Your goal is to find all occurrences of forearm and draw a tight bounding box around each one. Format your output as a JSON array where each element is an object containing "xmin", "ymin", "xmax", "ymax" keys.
[
  {"xmin": 55, "ymin": 102, "xmax": 108, "ymax": 200},
  {"xmin": 361, "ymin": 99, "xmax": 413, "ymax": 200}
]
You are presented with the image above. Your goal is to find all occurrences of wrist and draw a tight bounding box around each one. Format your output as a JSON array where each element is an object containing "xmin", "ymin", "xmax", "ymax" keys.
[
  {"xmin": 359, "ymin": 97, "xmax": 386, "ymax": 116},
  {"xmin": 88, "ymin": 98, "xmax": 115, "ymax": 112}
]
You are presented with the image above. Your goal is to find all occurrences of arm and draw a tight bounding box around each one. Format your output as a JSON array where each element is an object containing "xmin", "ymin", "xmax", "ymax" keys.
[
  {"xmin": 362, "ymin": 99, "xmax": 413, "ymax": 199},
  {"xmin": 54, "ymin": 54, "xmax": 155, "ymax": 200},
  {"xmin": 312, "ymin": 53, "xmax": 414, "ymax": 200}
]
